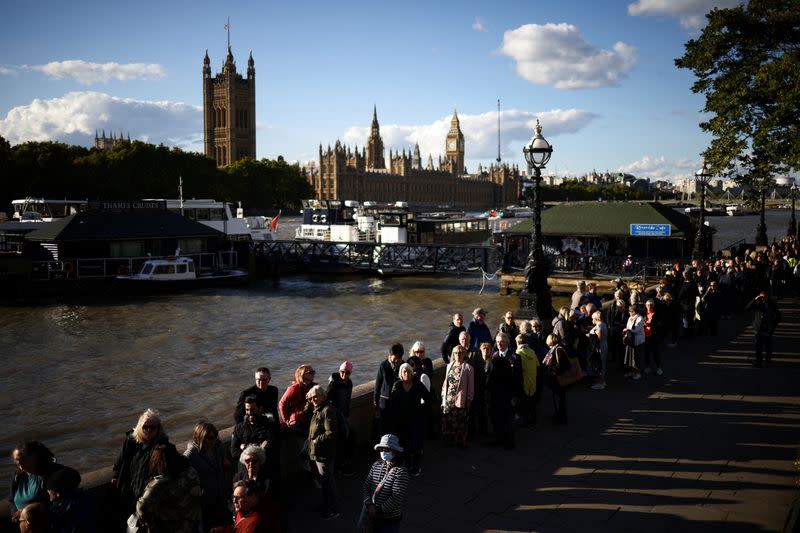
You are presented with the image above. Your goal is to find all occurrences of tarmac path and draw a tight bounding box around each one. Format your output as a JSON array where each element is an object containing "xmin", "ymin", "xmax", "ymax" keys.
[{"xmin": 289, "ymin": 296, "xmax": 800, "ymax": 533}]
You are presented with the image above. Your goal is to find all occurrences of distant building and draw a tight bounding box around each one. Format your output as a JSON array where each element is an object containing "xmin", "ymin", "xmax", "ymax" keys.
[
  {"xmin": 202, "ymin": 46, "xmax": 255, "ymax": 167},
  {"xmin": 94, "ymin": 130, "xmax": 131, "ymax": 151},
  {"xmin": 312, "ymin": 108, "xmax": 521, "ymax": 210}
]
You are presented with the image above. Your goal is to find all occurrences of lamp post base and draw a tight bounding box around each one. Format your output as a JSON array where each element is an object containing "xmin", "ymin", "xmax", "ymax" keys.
[
  {"xmin": 755, "ymin": 221, "xmax": 768, "ymax": 247},
  {"xmin": 517, "ymin": 287, "xmax": 555, "ymax": 324}
]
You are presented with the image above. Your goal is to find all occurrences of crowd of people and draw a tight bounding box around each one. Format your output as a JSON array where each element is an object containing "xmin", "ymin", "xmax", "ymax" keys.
[{"xmin": 8, "ymin": 234, "xmax": 797, "ymax": 533}]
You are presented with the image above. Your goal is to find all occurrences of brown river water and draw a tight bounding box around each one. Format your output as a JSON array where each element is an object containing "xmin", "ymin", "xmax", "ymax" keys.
[{"xmin": 0, "ymin": 209, "xmax": 792, "ymax": 495}]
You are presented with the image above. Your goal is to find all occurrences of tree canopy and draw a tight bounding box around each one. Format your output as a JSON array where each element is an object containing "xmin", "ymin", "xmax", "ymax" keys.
[
  {"xmin": 675, "ymin": 0, "xmax": 799, "ymax": 191},
  {"xmin": 0, "ymin": 137, "xmax": 313, "ymax": 215}
]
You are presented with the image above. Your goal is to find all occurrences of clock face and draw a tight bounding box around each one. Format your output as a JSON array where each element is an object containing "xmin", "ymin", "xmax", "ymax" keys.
[{"xmin": 447, "ymin": 139, "xmax": 456, "ymax": 151}]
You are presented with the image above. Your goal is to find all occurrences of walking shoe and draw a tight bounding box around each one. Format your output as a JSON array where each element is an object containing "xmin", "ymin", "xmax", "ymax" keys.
[
  {"xmin": 655, "ymin": 368, "xmax": 663, "ymax": 376},
  {"xmin": 632, "ymin": 373, "xmax": 642, "ymax": 381},
  {"xmin": 591, "ymin": 382, "xmax": 606, "ymax": 390},
  {"xmin": 624, "ymin": 371, "xmax": 634, "ymax": 378},
  {"xmin": 643, "ymin": 367, "xmax": 652, "ymax": 375},
  {"xmin": 322, "ymin": 511, "xmax": 341, "ymax": 520}
]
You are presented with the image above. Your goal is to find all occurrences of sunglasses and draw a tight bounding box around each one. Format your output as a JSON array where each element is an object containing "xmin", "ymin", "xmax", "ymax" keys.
[{"xmin": 142, "ymin": 425, "xmax": 158, "ymax": 431}]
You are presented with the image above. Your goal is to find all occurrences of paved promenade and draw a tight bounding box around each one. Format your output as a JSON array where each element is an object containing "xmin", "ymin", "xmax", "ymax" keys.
[{"xmin": 289, "ymin": 296, "xmax": 800, "ymax": 533}]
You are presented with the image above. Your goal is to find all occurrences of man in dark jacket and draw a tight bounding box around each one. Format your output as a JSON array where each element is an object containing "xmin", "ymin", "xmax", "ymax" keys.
[
  {"xmin": 744, "ymin": 291, "xmax": 781, "ymax": 367},
  {"xmin": 440, "ymin": 313, "xmax": 465, "ymax": 363},
  {"xmin": 485, "ymin": 349, "xmax": 514, "ymax": 449},
  {"xmin": 327, "ymin": 361, "xmax": 354, "ymax": 476},
  {"xmin": 467, "ymin": 308, "xmax": 492, "ymax": 352},
  {"xmin": 374, "ymin": 344, "xmax": 404, "ymax": 434},
  {"xmin": 231, "ymin": 396, "xmax": 279, "ymax": 480},
  {"xmin": 234, "ymin": 367, "xmax": 279, "ymax": 424}
]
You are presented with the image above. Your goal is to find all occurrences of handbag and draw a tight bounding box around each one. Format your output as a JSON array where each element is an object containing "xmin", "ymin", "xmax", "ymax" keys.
[{"xmin": 557, "ymin": 356, "xmax": 584, "ymax": 387}]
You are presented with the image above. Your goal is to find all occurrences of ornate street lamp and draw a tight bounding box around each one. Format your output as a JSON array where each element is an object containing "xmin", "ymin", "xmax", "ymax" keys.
[
  {"xmin": 693, "ymin": 161, "xmax": 712, "ymax": 260},
  {"xmin": 518, "ymin": 120, "xmax": 554, "ymax": 322},
  {"xmin": 788, "ymin": 183, "xmax": 798, "ymax": 238}
]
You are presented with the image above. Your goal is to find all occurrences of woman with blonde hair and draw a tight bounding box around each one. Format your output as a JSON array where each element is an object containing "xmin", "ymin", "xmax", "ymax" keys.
[
  {"xmin": 279, "ymin": 364, "xmax": 316, "ymax": 434},
  {"xmin": 113, "ymin": 409, "xmax": 176, "ymax": 519}
]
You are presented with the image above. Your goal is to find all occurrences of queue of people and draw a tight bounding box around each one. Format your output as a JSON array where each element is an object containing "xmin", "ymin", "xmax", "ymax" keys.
[{"xmin": 7, "ymin": 235, "xmax": 796, "ymax": 533}]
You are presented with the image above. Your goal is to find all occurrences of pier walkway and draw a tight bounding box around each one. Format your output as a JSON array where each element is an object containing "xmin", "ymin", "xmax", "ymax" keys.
[{"xmin": 289, "ymin": 296, "xmax": 800, "ymax": 533}]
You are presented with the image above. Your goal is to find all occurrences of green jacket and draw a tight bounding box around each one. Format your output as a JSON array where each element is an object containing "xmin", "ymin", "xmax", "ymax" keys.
[{"xmin": 308, "ymin": 402, "xmax": 339, "ymax": 462}]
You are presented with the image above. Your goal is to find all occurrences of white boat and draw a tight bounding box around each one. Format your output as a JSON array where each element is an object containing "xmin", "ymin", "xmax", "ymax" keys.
[
  {"xmin": 295, "ymin": 200, "xmax": 489, "ymax": 244},
  {"xmin": 11, "ymin": 198, "xmax": 88, "ymax": 222},
  {"xmin": 500, "ymin": 206, "xmax": 534, "ymax": 218},
  {"xmin": 145, "ymin": 199, "xmax": 278, "ymax": 242},
  {"xmin": 115, "ymin": 256, "xmax": 248, "ymax": 289},
  {"xmin": 725, "ymin": 204, "xmax": 752, "ymax": 216}
]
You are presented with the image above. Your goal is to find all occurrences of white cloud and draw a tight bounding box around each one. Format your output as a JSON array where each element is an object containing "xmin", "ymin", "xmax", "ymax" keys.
[
  {"xmin": 342, "ymin": 108, "xmax": 597, "ymax": 161},
  {"xmin": 617, "ymin": 155, "xmax": 704, "ymax": 181},
  {"xmin": 472, "ymin": 17, "xmax": 487, "ymax": 32},
  {"xmin": 618, "ymin": 155, "xmax": 668, "ymax": 175},
  {"xmin": 500, "ymin": 23, "xmax": 637, "ymax": 89},
  {"xmin": 0, "ymin": 65, "xmax": 17, "ymax": 76},
  {"xmin": 28, "ymin": 60, "xmax": 166, "ymax": 85},
  {"xmin": 627, "ymin": 0, "xmax": 743, "ymax": 29},
  {"xmin": 0, "ymin": 91, "xmax": 202, "ymax": 149}
]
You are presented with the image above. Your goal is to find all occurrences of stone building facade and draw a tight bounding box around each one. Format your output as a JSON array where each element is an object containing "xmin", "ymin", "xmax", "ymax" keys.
[
  {"xmin": 202, "ymin": 47, "xmax": 256, "ymax": 167},
  {"xmin": 94, "ymin": 130, "xmax": 130, "ymax": 151},
  {"xmin": 312, "ymin": 109, "xmax": 521, "ymax": 210}
]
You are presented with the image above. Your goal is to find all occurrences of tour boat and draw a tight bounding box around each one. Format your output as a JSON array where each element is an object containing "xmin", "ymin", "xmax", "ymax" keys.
[
  {"xmin": 295, "ymin": 199, "xmax": 490, "ymax": 245},
  {"xmin": 145, "ymin": 198, "xmax": 278, "ymax": 242},
  {"xmin": 11, "ymin": 198, "xmax": 88, "ymax": 222},
  {"xmin": 725, "ymin": 204, "xmax": 752, "ymax": 216},
  {"xmin": 115, "ymin": 256, "xmax": 248, "ymax": 289}
]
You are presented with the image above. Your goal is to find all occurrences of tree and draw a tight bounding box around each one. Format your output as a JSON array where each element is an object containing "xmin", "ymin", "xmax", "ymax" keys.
[{"xmin": 676, "ymin": 0, "xmax": 800, "ymax": 244}]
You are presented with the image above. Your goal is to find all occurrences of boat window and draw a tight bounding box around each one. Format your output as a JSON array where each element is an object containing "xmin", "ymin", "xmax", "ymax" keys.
[
  {"xmin": 188, "ymin": 262, "xmax": 195, "ymax": 272},
  {"xmin": 153, "ymin": 264, "xmax": 176, "ymax": 274},
  {"xmin": 140, "ymin": 264, "xmax": 154, "ymax": 275},
  {"xmin": 210, "ymin": 208, "xmax": 224, "ymax": 221},
  {"xmin": 195, "ymin": 208, "xmax": 211, "ymax": 221},
  {"xmin": 176, "ymin": 264, "xmax": 187, "ymax": 274}
]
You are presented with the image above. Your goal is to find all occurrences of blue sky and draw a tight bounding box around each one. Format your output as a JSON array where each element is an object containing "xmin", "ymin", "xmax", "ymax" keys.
[{"xmin": 0, "ymin": 0, "xmax": 743, "ymax": 181}]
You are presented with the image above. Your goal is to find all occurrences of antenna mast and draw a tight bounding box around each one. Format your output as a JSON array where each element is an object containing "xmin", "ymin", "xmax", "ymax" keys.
[{"xmin": 496, "ymin": 98, "xmax": 501, "ymax": 163}]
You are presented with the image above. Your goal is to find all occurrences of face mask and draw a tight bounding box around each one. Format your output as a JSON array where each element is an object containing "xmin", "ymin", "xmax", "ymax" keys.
[{"xmin": 380, "ymin": 451, "xmax": 395, "ymax": 462}]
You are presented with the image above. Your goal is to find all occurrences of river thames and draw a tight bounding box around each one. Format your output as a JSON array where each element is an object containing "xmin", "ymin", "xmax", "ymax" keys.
[{"xmin": 0, "ymin": 207, "xmax": 793, "ymax": 494}]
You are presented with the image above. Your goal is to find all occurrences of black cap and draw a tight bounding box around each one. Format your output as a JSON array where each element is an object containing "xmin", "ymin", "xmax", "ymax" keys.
[{"xmin": 390, "ymin": 343, "xmax": 404, "ymax": 357}]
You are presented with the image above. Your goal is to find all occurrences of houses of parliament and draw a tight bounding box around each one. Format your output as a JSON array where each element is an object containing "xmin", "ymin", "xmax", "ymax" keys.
[
  {"xmin": 202, "ymin": 46, "xmax": 521, "ymax": 210},
  {"xmin": 312, "ymin": 108, "xmax": 522, "ymax": 210}
]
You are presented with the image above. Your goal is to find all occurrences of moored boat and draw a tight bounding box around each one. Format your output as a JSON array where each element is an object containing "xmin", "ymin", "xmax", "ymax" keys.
[{"xmin": 115, "ymin": 255, "xmax": 248, "ymax": 290}]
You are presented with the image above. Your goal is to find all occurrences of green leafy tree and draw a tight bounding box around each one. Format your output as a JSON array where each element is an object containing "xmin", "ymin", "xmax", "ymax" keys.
[{"xmin": 676, "ymin": 0, "xmax": 800, "ymax": 243}]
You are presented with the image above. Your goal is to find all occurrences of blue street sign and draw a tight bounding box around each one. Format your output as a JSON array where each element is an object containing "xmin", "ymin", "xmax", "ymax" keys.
[{"xmin": 630, "ymin": 223, "xmax": 671, "ymax": 237}]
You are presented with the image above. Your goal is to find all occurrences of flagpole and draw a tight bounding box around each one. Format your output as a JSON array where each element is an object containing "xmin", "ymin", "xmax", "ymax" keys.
[
  {"xmin": 179, "ymin": 176, "xmax": 184, "ymax": 215},
  {"xmin": 226, "ymin": 16, "xmax": 230, "ymax": 50}
]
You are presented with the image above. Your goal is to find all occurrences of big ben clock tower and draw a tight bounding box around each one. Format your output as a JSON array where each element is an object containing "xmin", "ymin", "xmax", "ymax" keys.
[{"xmin": 445, "ymin": 109, "xmax": 465, "ymax": 176}]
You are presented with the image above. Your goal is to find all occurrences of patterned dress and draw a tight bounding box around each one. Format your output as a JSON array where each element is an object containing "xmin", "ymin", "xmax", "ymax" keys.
[{"xmin": 441, "ymin": 362, "xmax": 467, "ymax": 435}]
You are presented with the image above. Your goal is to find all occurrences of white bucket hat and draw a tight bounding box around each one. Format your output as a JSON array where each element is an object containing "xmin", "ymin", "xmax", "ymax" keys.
[{"xmin": 374, "ymin": 434, "xmax": 404, "ymax": 453}]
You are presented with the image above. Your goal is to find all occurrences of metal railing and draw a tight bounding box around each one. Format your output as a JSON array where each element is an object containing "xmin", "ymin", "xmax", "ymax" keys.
[{"xmin": 254, "ymin": 240, "xmax": 496, "ymax": 274}]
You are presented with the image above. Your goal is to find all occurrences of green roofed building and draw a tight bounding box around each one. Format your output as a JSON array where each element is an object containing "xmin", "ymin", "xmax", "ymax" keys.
[{"xmin": 499, "ymin": 202, "xmax": 696, "ymax": 271}]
